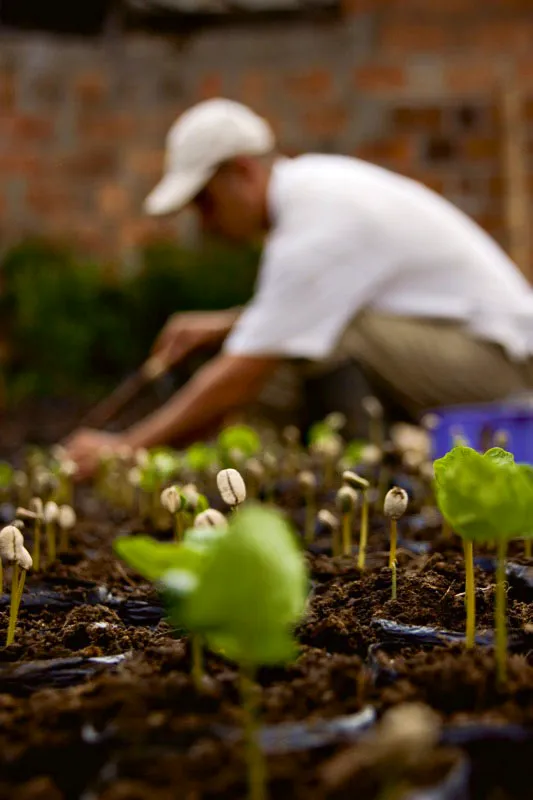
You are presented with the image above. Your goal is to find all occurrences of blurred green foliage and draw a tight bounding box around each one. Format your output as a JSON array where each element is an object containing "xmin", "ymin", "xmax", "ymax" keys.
[{"xmin": 0, "ymin": 239, "xmax": 260, "ymax": 403}]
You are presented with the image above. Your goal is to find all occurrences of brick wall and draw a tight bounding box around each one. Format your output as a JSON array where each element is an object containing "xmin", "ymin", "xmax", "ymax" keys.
[{"xmin": 1, "ymin": 0, "xmax": 532, "ymax": 272}]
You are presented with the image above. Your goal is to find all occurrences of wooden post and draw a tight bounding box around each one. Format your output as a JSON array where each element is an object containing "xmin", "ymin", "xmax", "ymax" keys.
[{"xmin": 499, "ymin": 65, "xmax": 532, "ymax": 281}]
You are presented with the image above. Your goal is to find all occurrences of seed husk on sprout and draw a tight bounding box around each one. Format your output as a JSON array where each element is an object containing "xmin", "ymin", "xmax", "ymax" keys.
[
  {"xmin": 282, "ymin": 425, "xmax": 301, "ymax": 477},
  {"xmin": 298, "ymin": 471, "xmax": 317, "ymax": 544},
  {"xmin": 44, "ymin": 500, "xmax": 59, "ymax": 565},
  {"xmin": 312, "ymin": 435, "xmax": 342, "ymax": 490},
  {"xmin": 160, "ymin": 486, "xmax": 185, "ymax": 541},
  {"xmin": 58, "ymin": 505, "xmax": 77, "ymax": 554},
  {"xmin": 384, "ymin": 487, "xmax": 408, "ymax": 600},
  {"xmin": 336, "ymin": 486, "xmax": 358, "ymax": 556},
  {"xmin": 244, "ymin": 458, "xmax": 264, "ymax": 499},
  {"xmin": 318, "ymin": 509, "xmax": 341, "ymax": 557},
  {"xmin": 17, "ymin": 498, "xmax": 44, "ymax": 572},
  {"xmin": 0, "ymin": 525, "xmax": 32, "ymax": 646},
  {"xmin": 194, "ymin": 509, "xmax": 228, "ymax": 530},
  {"xmin": 217, "ymin": 469, "xmax": 246, "ymax": 509},
  {"xmin": 261, "ymin": 451, "xmax": 278, "ymax": 503},
  {"xmin": 362, "ymin": 395, "xmax": 384, "ymax": 449},
  {"xmin": 342, "ymin": 471, "xmax": 370, "ymax": 569}
]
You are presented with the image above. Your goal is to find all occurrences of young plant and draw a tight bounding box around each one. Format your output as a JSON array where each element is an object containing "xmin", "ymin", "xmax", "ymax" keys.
[
  {"xmin": 217, "ymin": 468, "xmax": 247, "ymax": 511},
  {"xmin": 114, "ymin": 531, "xmax": 218, "ymax": 691},
  {"xmin": 318, "ymin": 509, "xmax": 341, "ymax": 557},
  {"xmin": 297, "ymin": 471, "xmax": 317, "ymax": 544},
  {"xmin": 57, "ymin": 505, "xmax": 77, "ymax": 554},
  {"xmin": 44, "ymin": 501, "xmax": 59, "ymax": 565},
  {"xmin": 282, "ymin": 425, "xmax": 301, "ymax": 477},
  {"xmin": 17, "ymin": 498, "xmax": 44, "ymax": 572},
  {"xmin": 194, "ymin": 509, "xmax": 228, "ymax": 530},
  {"xmin": 161, "ymin": 486, "xmax": 186, "ymax": 541},
  {"xmin": 362, "ymin": 396, "xmax": 384, "ymax": 450},
  {"xmin": 0, "ymin": 525, "xmax": 33, "ymax": 646},
  {"xmin": 434, "ymin": 446, "xmax": 533, "ymax": 678},
  {"xmin": 244, "ymin": 458, "xmax": 265, "ymax": 500},
  {"xmin": 218, "ymin": 425, "xmax": 261, "ymax": 467},
  {"xmin": 335, "ymin": 486, "xmax": 358, "ymax": 556},
  {"xmin": 383, "ymin": 487, "xmax": 408, "ymax": 600},
  {"xmin": 161, "ymin": 505, "xmax": 308, "ymax": 800},
  {"xmin": 343, "ymin": 471, "xmax": 370, "ymax": 569}
]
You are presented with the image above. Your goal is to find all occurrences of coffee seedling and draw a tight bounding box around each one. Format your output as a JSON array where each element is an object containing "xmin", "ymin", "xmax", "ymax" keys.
[
  {"xmin": 311, "ymin": 435, "xmax": 342, "ymax": 490},
  {"xmin": 318, "ymin": 509, "xmax": 341, "ymax": 557},
  {"xmin": 217, "ymin": 468, "xmax": 246, "ymax": 510},
  {"xmin": 58, "ymin": 505, "xmax": 77, "ymax": 554},
  {"xmin": 194, "ymin": 509, "xmax": 228, "ymax": 530},
  {"xmin": 383, "ymin": 487, "xmax": 408, "ymax": 600},
  {"xmin": 17, "ymin": 498, "xmax": 44, "ymax": 572},
  {"xmin": 244, "ymin": 458, "xmax": 265, "ymax": 499},
  {"xmin": 0, "ymin": 525, "xmax": 32, "ymax": 646},
  {"xmin": 44, "ymin": 501, "xmax": 59, "ymax": 565},
  {"xmin": 434, "ymin": 446, "xmax": 533, "ymax": 678},
  {"xmin": 161, "ymin": 486, "xmax": 186, "ymax": 541},
  {"xmin": 298, "ymin": 471, "xmax": 317, "ymax": 544},
  {"xmin": 362, "ymin": 396, "xmax": 384, "ymax": 450},
  {"xmin": 343, "ymin": 471, "xmax": 370, "ymax": 569},
  {"xmin": 282, "ymin": 425, "xmax": 301, "ymax": 477},
  {"xmin": 335, "ymin": 486, "xmax": 358, "ymax": 556},
  {"xmin": 161, "ymin": 505, "xmax": 308, "ymax": 800}
]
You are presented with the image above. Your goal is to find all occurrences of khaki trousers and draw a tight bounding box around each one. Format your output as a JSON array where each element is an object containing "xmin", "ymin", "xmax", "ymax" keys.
[{"xmin": 245, "ymin": 312, "xmax": 533, "ymax": 436}]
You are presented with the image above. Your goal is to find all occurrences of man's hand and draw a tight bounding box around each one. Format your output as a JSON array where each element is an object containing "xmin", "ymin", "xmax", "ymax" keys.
[
  {"xmin": 152, "ymin": 309, "xmax": 240, "ymax": 370},
  {"xmin": 63, "ymin": 429, "xmax": 126, "ymax": 481}
]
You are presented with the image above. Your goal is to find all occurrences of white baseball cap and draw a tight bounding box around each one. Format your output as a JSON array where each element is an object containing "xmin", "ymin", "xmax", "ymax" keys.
[{"xmin": 144, "ymin": 98, "xmax": 276, "ymax": 216}]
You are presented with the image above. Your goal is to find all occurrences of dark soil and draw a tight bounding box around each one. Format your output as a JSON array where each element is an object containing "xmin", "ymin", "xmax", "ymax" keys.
[{"xmin": 1, "ymin": 409, "xmax": 533, "ymax": 798}]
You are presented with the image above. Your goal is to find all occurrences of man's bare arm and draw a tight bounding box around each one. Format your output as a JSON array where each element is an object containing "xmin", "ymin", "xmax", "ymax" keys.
[{"xmin": 123, "ymin": 352, "xmax": 279, "ymax": 451}]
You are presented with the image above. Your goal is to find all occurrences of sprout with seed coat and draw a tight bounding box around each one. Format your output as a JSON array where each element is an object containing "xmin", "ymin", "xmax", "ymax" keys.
[
  {"xmin": 336, "ymin": 485, "xmax": 358, "ymax": 556},
  {"xmin": 194, "ymin": 509, "xmax": 228, "ymax": 530},
  {"xmin": 44, "ymin": 500, "xmax": 59, "ymax": 565},
  {"xmin": 318, "ymin": 509, "xmax": 341, "ymax": 557},
  {"xmin": 58, "ymin": 505, "xmax": 77, "ymax": 553},
  {"xmin": 384, "ymin": 487, "xmax": 408, "ymax": 600},
  {"xmin": 343, "ymin": 471, "xmax": 370, "ymax": 569},
  {"xmin": 0, "ymin": 525, "xmax": 32, "ymax": 645},
  {"xmin": 244, "ymin": 458, "xmax": 264, "ymax": 499},
  {"xmin": 362, "ymin": 396, "xmax": 384, "ymax": 449},
  {"xmin": 298, "ymin": 470, "xmax": 317, "ymax": 544},
  {"xmin": 17, "ymin": 498, "xmax": 44, "ymax": 572},
  {"xmin": 160, "ymin": 486, "xmax": 185, "ymax": 541},
  {"xmin": 217, "ymin": 468, "xmax": 246, "ymax": 509}
]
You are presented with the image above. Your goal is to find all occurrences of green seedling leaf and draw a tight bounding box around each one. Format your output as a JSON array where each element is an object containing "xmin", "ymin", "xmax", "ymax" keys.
[
  {"xmin": 218, "ymin": 425, "xmax": 261, "ymax": 460},
  {"xmin": 113, "ymin": 535, "xmax": 205, "ymax": 582},
  {"xmin": 183, "ymin": 443, "xmax": 218, "ymax": 473},
  {"xmin": 344, "ymin": 440, "xmax": 367, "ymax": 465},
  {"xmin": 164, "ymin": 504, "xmax": 309, "ymax": 666},
  {"xmin": 0, "ymin": 462, "xmax": 13, "ymax": 489},
  {"xmin": 434, "ymin": 446, "xmax": 533, "ymax": 543},
  {"xmin": 183, "ymin": 525, "xmax": 228, "ymax": 551}
]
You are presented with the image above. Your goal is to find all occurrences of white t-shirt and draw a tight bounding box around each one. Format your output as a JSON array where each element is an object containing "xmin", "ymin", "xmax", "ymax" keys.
[{"xmin": 224, "ymin": 154, "xmax": 533, "ymax": 361}]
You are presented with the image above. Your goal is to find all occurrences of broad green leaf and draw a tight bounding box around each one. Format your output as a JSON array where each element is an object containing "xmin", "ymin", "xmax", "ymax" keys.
[
  {"xmin": 113, "ymin": 535, "xmax": 205, "ymax": 582},
  {"xmin": 0, "ymin": 462, "xmax": 13, "ymax": 489},
  {"xmin": 217, "ymin": 425, "xmax": 261, "ymax": 459},
  {"xmin": 183, "ymin": 526, "xmax": 228, "ymax": 551},
  {"xmin": 434, "ymin": 446, "xmax": 533, "ymax": 543},
  {"xmin": 183, "ymin": 443, "xmax": 218, "ymax": 473},
  {"xmin": 167, "ymin": 504, "xmax": 309, "ymax": 666}
]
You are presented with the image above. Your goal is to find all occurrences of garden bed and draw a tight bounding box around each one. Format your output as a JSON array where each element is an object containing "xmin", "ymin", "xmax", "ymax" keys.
[{"xmin": 0, "ymin": 421, "xmax": 532, "ymax": 799}]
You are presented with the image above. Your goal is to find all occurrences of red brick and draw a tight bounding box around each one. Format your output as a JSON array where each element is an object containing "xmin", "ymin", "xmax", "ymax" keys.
[
  {"xmin": 286, "ymin": 69, "xmax": 332, "ymax": 98},
  {"xmin": 74, "ymin": 71, "xmax": 108, "ymax": 105},
  {"xmin": 356, "ymin": 136, "xmax": 415, "ymax": 166},
  {"xmin": 392, "ymin": 106, "xmax": 443, "ymax": 130},
  {"xmin": 445, "ymin": 64, "xmax": 497, "ymax": 93},
  {"xmin": 125, "ymin": 149, "xmax": 164, "ymax": 178},
  {"xmin": 79, "ymin": 113, "xmax": 136, "ymax": 140},
  {"xmin": 0, "ymin": 154, "xmax": 42, "ymax": 175},
  {"xmin": 353, "ymin": 64, "xmax": 406, "ymax": 91},
  {"xmin": 469, "ymin": 20, "xmax": 533, "ymax": 51},
  {"xmin": 303, "ymin": 106, "xmax": 347, "ymax": 138},
  {"xmin": 380, "ymin": 21, "xmax": 458, "ymax": 53},
  {"xmin": 0, "ymin": 71, "xmax": 15, "ymax": 110},
  {"xmin": 197, "ymin": 73, "xmax": 223, "ymax": 100},
  {"xmin": 463, "ymin": 137, "xmax": 500, "ymax": 160},
  {"xmin": 26, "ymin": 184, "xmax": 72, "ymax": 215},
  {"xmin": 60, "ymin": 148, "xmax": 117, "ymax": 178},
  {"xmin": 239, "ymin": 70, "xmax": 269, "ymax": 107},
  {"xmin": 98, "ymin": 184, "xmax": 130, "ymax": 217}
]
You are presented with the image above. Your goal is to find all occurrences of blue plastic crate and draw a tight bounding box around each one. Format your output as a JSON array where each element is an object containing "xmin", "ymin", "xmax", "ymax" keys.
[{"xmin": 425, "ymin": 393, "xmax": 533, "ymax": 463}]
